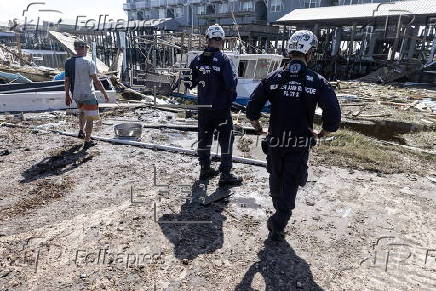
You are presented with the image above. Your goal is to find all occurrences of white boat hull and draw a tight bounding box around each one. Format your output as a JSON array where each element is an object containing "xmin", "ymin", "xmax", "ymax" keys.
[
  {"xmin": 236, "ymin": 78, "xmax": 261, "ymax": 99},
  {"xmin": 0, "ymin": 91, "xmax": 117, "ymax": 112}
]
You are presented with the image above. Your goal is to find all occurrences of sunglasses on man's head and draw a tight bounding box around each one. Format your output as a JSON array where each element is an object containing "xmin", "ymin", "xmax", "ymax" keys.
[{"xmin": 210, "ymin": 37, "xmax": 223, "ymax": 41}]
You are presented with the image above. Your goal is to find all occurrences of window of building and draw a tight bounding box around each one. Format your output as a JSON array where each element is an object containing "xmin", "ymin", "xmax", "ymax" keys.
[
  {"xmin": 339, "ymin": 0, "xmax": 377, "ymax": 4},
  {"xmin": 304, "ymin": 0, "xmax": 320, "ymax": 8},
  {"xmin": 206, "ymin": 4, "xmax": 215, "ymax": 14},
  {"xmin": 159, "ymin": 8, "xmax": 166, "ymax": 19},
  {"xmin": 197, "ymin": 5, "xmax": 206, "ymax": 15},
  {"xmin": 175, "ymin": 7, "xmax": 183, "ymax": 18},
  {"xmin": 227, "ymin": 0, "xmax": 237, "ymax": 9},
  {"xmin": 241, "ymin": 1, "xmax": 254, "ymax": 12},
  {"xmin": 271, "ymin": 0, "xmax": 283, "ymax": 12},
  {"xmin": 167, "ymin": 8, "xmax": 174, "ymax": 18},
  {"xmin": 217, "ymin": 3, "xmax": 229, "ymax": 14}
]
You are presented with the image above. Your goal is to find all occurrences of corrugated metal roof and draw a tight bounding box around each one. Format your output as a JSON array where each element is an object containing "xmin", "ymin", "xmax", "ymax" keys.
[{"xmin": 276, "ymin": 0, "xmax": 436, "ymax": 24}]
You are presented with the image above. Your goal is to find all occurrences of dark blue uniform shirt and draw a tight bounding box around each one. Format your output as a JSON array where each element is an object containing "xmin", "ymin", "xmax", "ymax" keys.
[
  {"xmin": 246, "ymin": 60, "xmax": 341, "ymax": 149},
  {"xmin": 187, "ymin": 47, "xmax": 238, "ymax": 111}
]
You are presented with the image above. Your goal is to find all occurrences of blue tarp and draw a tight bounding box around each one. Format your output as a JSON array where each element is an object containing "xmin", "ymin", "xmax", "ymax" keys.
[
  {"xmin": 0, "ymin": 71, "xmax": 32, "ymax": 84},
  {"xmin": 53, "ymin": 72, "xmax": 65, "ymax": 81}
]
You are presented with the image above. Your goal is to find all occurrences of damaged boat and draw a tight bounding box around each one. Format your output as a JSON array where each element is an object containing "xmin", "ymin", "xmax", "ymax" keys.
[
  {"xmin": 0, "ymin": 78, "xmax": 117, "ymax": 112},
  {"xmin": 175, "ymin": 51, "xmax": 284, "ymax": 111}
]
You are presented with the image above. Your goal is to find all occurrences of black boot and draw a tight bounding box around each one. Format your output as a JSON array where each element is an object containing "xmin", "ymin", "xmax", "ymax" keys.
[
  {"xmin": 83, "ymin": 140, "xmax": 97, "ymax": 150},
  {"xmin": 218, "ymin": 172, "xmax": 243, "ymax": 186},
  {"xmin": 78, "ymin": 129, "xmax": 85, "ymax": 139},
  {"xmin": 267, "ymin": 217, "xmax": 285, "ymax": 242},
  {"xmin": 199, "ymin": 165, "xmax": 219, "ymax": 180}
]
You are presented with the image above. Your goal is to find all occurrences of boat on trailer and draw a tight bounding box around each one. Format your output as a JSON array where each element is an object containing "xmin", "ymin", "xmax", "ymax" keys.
[
  {"xmin": 176, "ymin": 51, "xmax": 284, "ymax": 111},
  {"xmin": 0, "ymin": 79, "xmax": 117, "ymax": 112}
]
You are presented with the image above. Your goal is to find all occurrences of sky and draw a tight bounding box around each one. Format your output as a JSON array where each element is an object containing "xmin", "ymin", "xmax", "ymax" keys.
[{"xmin": 0, "ymin": 0, "xmax": 127, "ymax": 26}]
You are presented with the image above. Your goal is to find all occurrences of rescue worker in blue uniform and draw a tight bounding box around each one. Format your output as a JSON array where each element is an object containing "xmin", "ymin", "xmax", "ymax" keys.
[
  {"xmin": 246, "ymin": 30, "xmax": 341, "ymax": 241},
  {"xmin": 187, "ymin": 24, "xmax": 243, "ymax": 186}
]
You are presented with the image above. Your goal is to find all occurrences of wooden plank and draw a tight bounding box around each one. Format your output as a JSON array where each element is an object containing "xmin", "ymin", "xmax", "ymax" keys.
[{"xmin": 49, "ymin": 31, "xmax": 109, "ymax": 73}]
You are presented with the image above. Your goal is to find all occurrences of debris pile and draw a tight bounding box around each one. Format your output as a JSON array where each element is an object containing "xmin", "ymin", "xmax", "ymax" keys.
[
  {"xmin": 338, "ymin": 81, "xmax": 436, "ymax": 121},
  {"xmin": 358, "ymin": 60, "xmax": 424, "ymax": 84},
  {"xmin": 109, "ymin": 76, "xmax": 153, "ymax": 101},
  {"xmin": 0, "ymin": 44, "xmax": 30, "ymax": 66},
  {"xmin": 0, "ymin": 44, "xmax": 60, "ymax": 83}
]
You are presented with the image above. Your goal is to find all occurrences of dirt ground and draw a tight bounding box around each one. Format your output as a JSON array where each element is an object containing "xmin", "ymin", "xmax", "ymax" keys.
[{"xmin": 0, "ymin": 105, "xmax": 436, "ymax": 291}]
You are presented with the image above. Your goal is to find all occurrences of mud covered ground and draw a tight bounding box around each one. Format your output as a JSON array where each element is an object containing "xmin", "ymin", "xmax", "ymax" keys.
[{"xmin": 0, "ymin": 105, "xmax": 436, "ymax": 291}]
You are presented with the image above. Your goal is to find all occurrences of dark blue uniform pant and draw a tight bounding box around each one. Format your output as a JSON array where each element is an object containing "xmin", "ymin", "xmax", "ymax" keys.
[
  {"xmin": 267, "ymin": 149, "xmax": 309, "ymax": 232},
  {"xmin": 198, "ymin": 109, "xmax": 234, "ymax": 174}
]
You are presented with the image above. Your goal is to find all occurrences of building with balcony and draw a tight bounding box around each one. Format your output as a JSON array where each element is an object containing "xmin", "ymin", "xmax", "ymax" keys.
[
  {"xmin": 124, "ymin": 0, "xmax": 405, "ymax": 30},
  {"xmin": 122, "ymin": 0, "xmax": 407, "ymax": 52}
]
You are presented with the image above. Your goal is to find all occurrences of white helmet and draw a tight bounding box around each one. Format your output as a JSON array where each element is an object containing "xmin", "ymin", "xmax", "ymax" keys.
[
  {"xmin": 206, "ymin": 24, "xmax": 225, "ymax": 40},
  {"xmin": 286, "ymin": 30, "xmax": 318, "ymax": 55}
]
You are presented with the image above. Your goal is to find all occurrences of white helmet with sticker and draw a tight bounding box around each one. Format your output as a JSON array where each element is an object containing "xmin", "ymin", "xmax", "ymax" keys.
[
  {"xmin": 286, "ymin": 30, "xmax": 318, "ymax": 55},
  {"xmin": 206, "ymin": 24, "xmax": 225, "ymax": 40}
]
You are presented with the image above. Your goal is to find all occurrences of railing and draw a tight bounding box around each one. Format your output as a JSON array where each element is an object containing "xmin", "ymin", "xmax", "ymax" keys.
[
  {"xmin": 167, "ymin": 0, "xmax": 181, "ymax": 5},
  {"xmin": 123, "ymin": 3, "xmax": 135, "ymax": 10},
  {"xmin": 150, "ymin": 0, "xmax": 166, "ymax": 8},
  {"xmin": 198, "ymin": 10, "xmax": 255, "ymax": 18},
  {"xmin": 136, "ymin": 1, "xmax": 150, "ymax": 9}
]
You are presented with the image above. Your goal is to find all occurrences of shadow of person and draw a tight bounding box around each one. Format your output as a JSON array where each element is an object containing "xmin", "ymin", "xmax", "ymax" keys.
[
  {"xmin": 158, "ymin": 180, "xmax": 230, "ymax": 260},
  {"xmin": 21, "ymin": 144, "xmax": 94, "ymax": 183},
  {"xmin": 235, "ymin": 239, "xmax": 324, "ymax": 291}
]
